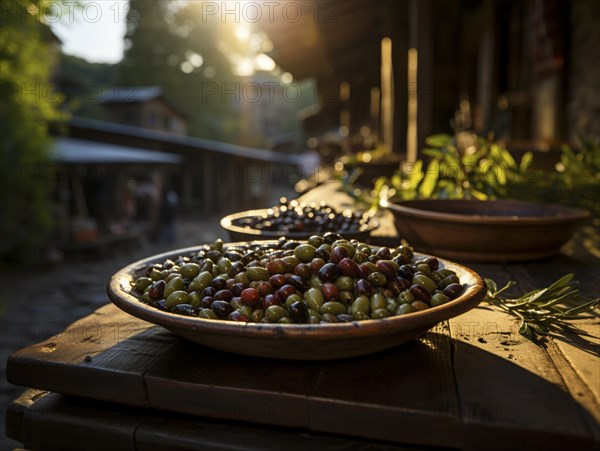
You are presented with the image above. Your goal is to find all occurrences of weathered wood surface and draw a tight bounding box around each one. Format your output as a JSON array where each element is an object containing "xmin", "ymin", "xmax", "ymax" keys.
[
  {"xmin": 7, "ymin": 305, "xmax": 463, "ymax": 447},
  {"xmin": 6, "ymin": 182, "xmax": 599, "ymax": 450},
  {"xmin": 7, "ymin": 300, "xmax": 599, "ymax": 450},
  {"xmin": 8, "ymin": 390, "xmax": 411, "ymax": 451}
]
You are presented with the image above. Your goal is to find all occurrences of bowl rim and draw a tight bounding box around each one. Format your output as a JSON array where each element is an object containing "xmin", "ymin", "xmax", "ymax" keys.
[
  {"xmin": 107, "ymin": 243, "xmax": 487, "ymax": 340},
  {"xmin": 382, "ymin": 198, "xmax": 590, "ymax": 225},
  {"xmin": 220, "ymin": 208, "xmax": 379, "ymax": 238}
]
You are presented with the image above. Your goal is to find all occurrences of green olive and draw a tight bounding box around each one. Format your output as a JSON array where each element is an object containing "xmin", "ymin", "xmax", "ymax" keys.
[
  {"xmin": 305, "ymin": 287, "xmax": 325, "ymax": 311},
  {"xmin": 307, "ymin": 235, "xmax": 324, "ymax": 248},
  {"xmin": 370, "ymin": 293, "xmax": 387, "ymax": 310},
  {"xmin": 230, "ymin": 298, "xmax": 243, "ymax": 310},
  {"xmin": 198, "ymin": 308, "xmax": 217, "ymax": 319},
  {"xmin": 415, "ymin": 263, "xmax": 431, "ymax": 276},
  {"xmin": 435, "ymin": 268, "xmax": 455, "ymax": 279},
  {"xmin": 246, "ymin": 266, "xmax": 269, "ymax": 281},
  {"xmin": 285, "ymin": 293, "xmax": 303, "ymax": 309},
  {"xmin": 439, "ymin": 274, "xmax": 460, "ymax": 289},
  {"xmin": 412, "ymin": 274, "xmax": 437, "ymax": 294},
  {"xmin": 294, "ymin": 244, "xmax": 316, "ymax": 262},
  {"xmin": 398, "ymin": 290, "xmax": 415, "ymax": 304},
  {"xmin": 335, "ymin": 276, "xmax": 355, "ymax": 292},
  {"xmin": 199, "ymin": 260, "xmax": 213, "ymax": 272},
  {"xmin": 320, "ymin": 313, "xmax": 338, "ymax": 323},
  {"xmin": 386, "ymin": 299, "xmax": 399, "ymax": 313},
  {"xmin": 189, "ymin": 271, "xmax": 213, "ymax": 291},
  {"xmin": 179, "ymin": 262, "xmax": 201, "ymax": 279},
  {"xmin": 165, "ymin": 273, "xmax": 179, "ymax": 283},
  {"xmin": 338, "ymin": 290, "xmax": 354, "ymax": 305},
  {"xmin": 431, "ymin": 293, "xmax": 450, "ymax": 307},
  {"xmin": 352, "ymin": 251, "xmax": 368, "ymax": 264},
  {"xmin": 164, "ymin": 276, "xmax": 185, "ymax": 298},
  {"xmin": 250, "ymin": 309, "xmax": 264, "ymax": 322},
  {"xmin": 239, "ymin": 305, "xmax": 253, "ymax": 318},
  {"xmin": 216, "ymin": 258, "xmax": 232, "ymax": 274},
  {"xmin": 367, "ymin": 271, "xmax": 387, "ymax": 286},
  {"xmin": 149, "ymin": 268, "xmax": 164, "ymax": 281},
  {"xmin": 134, "ymin": 277, "xmax": 152, "ymax": 293},
  {"xmin": 351, "ymin": 295, "xmax": 370, "ymax": 318},
  {"xmin": 189, "ymin": 291, "xmax": 202, "ymax": 307},
  {"xmin": 234, "ymin": 271, "xmax": 250, "ymax": 285},
  {"xmin": 372, "ymin": 308, "xmax": 391, "ymax": 319},
  {"xmin": 265, "ymin": 305, "xmax": 288, "ymax": 322},
  {"xmin": 166, "ymin": 290, "xmax": 189, "ymax": 309},
  {"xmin": 308, "ymin": 308, "xmax": 322, "ymax": 321},
  {"xmin": 282, "ymin": 256, "xmax": 301, "ymax": 271},
  {"xmin": 396, "ymin": 303, "xmax": 414, "ymax": 315},
  {"xmin": 309, "ymin": 275, "xmax": 323, "ymax": 290},
  {"xmin": 320, "ymin": 301, "xmax": 346, "ymax": 315},
  {"xmin": 411, "ymin": 300, "xmax": 430, "ymax": 311}
]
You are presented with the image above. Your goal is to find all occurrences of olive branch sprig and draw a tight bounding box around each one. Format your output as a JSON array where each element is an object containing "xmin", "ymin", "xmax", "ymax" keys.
[{"xmin": 484, "ymin": 274, "xmax": 600, "ymax": 341}]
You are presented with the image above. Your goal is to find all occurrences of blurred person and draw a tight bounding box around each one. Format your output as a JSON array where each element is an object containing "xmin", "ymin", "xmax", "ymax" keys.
[{"xmin": 157, "ymin": 182, "xmax": 179, "ymax": 244}]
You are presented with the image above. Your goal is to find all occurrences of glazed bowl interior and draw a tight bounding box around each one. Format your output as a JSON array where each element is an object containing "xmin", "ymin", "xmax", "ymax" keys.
[{"xmin": 383, "ymin": 199, "xmax": 590, "ymax": 262}]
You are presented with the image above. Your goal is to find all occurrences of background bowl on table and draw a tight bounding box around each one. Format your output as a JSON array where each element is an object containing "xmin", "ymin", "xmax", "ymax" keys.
[
  {"xmin": 383, "ymin": 199, "xmax": 590, "ymax": 262},
  {"xmin": 107, "ymin": 240, "xmax": 487, "ymax": 360},
  {"xmin": 220, "ymin": 200, "xmax": 378, "ymax": 242},
  {"xmin": 339, "ymin": 152, "xmax": 402, "ymax": 187}
]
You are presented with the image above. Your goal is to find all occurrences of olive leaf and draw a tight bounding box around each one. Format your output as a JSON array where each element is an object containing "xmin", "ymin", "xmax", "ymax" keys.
[{"xmin": 484, "ymin": 274, "xmax": 600, "ymax": 343}]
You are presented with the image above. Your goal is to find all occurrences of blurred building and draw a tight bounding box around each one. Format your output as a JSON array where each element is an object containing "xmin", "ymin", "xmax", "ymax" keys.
[
  {"xmin": 97, "ymin": 87, "xmax": 190, "ymax": 136},
  {"xmin": 260, "ymin": 0, "xmax": 599, "ymax": 157}
]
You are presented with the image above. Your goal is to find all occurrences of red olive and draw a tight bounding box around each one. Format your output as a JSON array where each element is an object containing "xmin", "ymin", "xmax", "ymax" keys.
[
  {"xmin": 241, "ymin": 288, "xmax": 260, "ymax": 307},
  {"xmin": 410, "ymin": 284, "xmax": 431, "ymax": 303},
  {"xmin": 338, "ymin": 258, "xmax": 361, "ymax": 278}
]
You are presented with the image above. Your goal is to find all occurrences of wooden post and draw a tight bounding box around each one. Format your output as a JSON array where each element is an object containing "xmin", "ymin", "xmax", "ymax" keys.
[{"xmin": 381, "ymin": 37, "xmax": 394, "ymax": 153}]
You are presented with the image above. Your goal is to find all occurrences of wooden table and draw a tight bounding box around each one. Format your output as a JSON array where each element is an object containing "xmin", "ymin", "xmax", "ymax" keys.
[{"xmin": 6, "ymin": 184, "xmax": 600, "ymax": 451}]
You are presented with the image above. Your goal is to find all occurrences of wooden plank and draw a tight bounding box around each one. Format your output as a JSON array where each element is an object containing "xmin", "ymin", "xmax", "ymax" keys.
[
  {"xmin": 7, "ymin": 389, "xmax": 143, "ymax": 451},
  {"xmin": 506, "ymin": 261, "xmax": 600, "ymax": 443},
  {"xmin": 7, "ymin": 304, "xmax": 459, "ymax": 445},
  {"xmin": 7, "ymin": 389, "xmax": 422, "ymax": 451},
  {"xmin": 308, "ymin": 323, "xmax": 462, "ymax": 448},
  {"xmin": 449, "ymin": 302, "xmax": 596, "ymax": 451},
  {"xmin": 7, "ymin": 297, "xmax": 597, "ymax": 448},
  {"xmin": 6, "ymin": 304, "xmax": 164, "ymax": 406},
  {"xmin": 144, "ymin": 340, "xmax": 322, "ymax": 428},
  {"xmin": 136, "ymin": 417, "xmax": 413, "ymax": 451}
]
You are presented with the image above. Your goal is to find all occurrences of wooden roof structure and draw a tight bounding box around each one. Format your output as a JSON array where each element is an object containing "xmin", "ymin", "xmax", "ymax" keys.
[{"xmin": 259, "ymin": 0, "xmax": 411, "ymax": 149}]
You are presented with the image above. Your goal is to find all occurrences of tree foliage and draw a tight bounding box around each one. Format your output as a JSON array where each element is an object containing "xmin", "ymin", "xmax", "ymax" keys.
[
  {"xmin": 119, "ymin": 0, "xmax": 240, "ymax": 141},
  {"xmin": 0, "ymin": 0, "xmax": 65, "ymax": 263}
]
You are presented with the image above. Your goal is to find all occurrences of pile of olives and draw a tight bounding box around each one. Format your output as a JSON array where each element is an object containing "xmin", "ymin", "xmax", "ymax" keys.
[
  {"xmin": 132, "ymin": 233, "xmax": 465, "ymax": 324},
  {"xmin": 233, "ymin": 198, "xmax": 371, "ymax": 235}
]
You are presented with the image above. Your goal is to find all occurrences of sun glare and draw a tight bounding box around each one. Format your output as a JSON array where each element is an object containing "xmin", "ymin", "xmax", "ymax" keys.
[
  {"xmin": 235, "ymin": 25, "xmax": 251, "ymax": 41},
  {"xmin": 255, "ymin": 54, "xmax": 276, "ymax": 71}
]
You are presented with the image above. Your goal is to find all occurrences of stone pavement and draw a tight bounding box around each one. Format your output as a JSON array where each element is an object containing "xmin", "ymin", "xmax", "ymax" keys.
[{"xmin": 0, "ymin": 214, "xmax": 227, "ymax": 451}]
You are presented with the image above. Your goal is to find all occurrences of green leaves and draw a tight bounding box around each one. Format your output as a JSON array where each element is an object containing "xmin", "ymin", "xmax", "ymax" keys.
[
  {"xmin": 425, "ymin": 134, "xmax": 453, "ymax": 148},
  {"xmin": 342, "ymin": 132, "xmax": 599, "ymax": 219},
  {"xmin": 418, "ymin": 160, "xmax": 439, "ymax": 198},
  {"xmin": 484, "ymin": 274, "xmax": 599, "ymax": 343}
]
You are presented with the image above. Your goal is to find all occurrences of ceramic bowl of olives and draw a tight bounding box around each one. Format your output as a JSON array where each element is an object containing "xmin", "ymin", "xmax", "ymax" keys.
[
  {"xmin": 107, "ymin": 235, "xmax": 486, "ymax": 360},
  {"xmin": 220, "ymin": 198, "xmax": 378, "ymax": 242}
]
